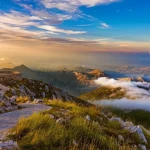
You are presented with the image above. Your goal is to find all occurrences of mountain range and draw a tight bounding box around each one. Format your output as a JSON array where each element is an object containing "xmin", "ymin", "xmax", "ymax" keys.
[
  {"xmin": 1, "ymin": 64, "xmax": 107, "ymax": 96},
  {"xmin": 0, "ymin": 62, "xmax": 15, "ymax": 69},
  {"xmin": 1, "ymin": 63, "xmax": 150, "ymax": 96}
]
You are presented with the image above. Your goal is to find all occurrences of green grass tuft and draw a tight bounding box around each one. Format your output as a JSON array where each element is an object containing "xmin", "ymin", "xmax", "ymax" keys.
[{"xmin": 9, "ymin": 100, "xmax": 140, "ymax": 150}]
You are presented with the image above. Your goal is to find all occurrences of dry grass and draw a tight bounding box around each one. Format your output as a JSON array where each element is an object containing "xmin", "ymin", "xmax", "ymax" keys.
[
  {"xmin": 16, "ymin": 96, "xmax": 30, "ymax": 103},
  {"xmin": 9, "ymin": 100, "xmax": 139, "ymax": 150}
]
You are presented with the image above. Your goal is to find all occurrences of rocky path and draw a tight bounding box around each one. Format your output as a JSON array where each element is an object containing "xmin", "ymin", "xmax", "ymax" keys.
[{"xmin": 0, "ymin": 104, "xmax": 50, "ymax": 132}]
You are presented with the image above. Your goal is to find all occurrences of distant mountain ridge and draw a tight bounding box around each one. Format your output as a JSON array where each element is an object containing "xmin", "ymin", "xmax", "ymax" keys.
[
  {"xmin": 5, "ymin": 65, "xmax": 107, "ymax": 96},
  {"xmin": 0, "ymin": 62, "xmax": 15, "ymax": 69},
  {"xmin": 12, "ymin": 64, "xmax": 40, "ymax": 79}
]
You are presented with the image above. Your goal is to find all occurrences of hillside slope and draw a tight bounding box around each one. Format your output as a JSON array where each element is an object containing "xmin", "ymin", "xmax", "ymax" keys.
[
  {"xmin": 4, "ymin": 100, "xmax": 150, "ymax": 150},
  {"xmin": 0, "ymin": 78, "xmax": 89, "ymax": 106},
  {"xmin": 80, "ymin": 86, "xmax": 126, "ymax": 100},
  {"xmin": 11, "ymin": 65, "xmax": 107, "ymax": 95}
]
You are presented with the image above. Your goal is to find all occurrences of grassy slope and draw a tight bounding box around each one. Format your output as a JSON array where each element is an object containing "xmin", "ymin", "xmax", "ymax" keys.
[
  {"xmin": 9, "ymin": 100, "xmax": 147, "ymax": 150},
  {"xmin": 108, "ymin": 107, "xmax": 150, "ymax": 130},
  {"xmin": 79, "ymin": 86, "xmax": 126, "ymax": 100}
]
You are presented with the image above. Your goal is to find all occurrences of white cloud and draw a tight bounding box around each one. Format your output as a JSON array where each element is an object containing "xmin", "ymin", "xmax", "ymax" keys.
[
  {"xmin": 94, "ymin": 98, "xmax": 150, "ymax": 112},
  {"xmin": 0, "ymin": 22, "xmax": 43, "ymax": 37},
  {"xmin": 0, "ymin": 11, "xmax": 41, "ymax": 27},
  {"xmin": 41, "ymin": 0, "xmax": 120, "ymax": 12},
  {"xmin": 100, "ymin": 22, "xmax": 110, "ymax": 29},
  {"xmin": 0, "ymin": 9, "xmax": 86, "ymax": 39},
  {"xmin": 95, "ymin": 77, "xmax": 150, "ymax": 99},
  {"xmin": 77, "ymin": 24, "xmax": 93, "ymax": 27},
  {"xmin": 38, "ymin": 25, "xmax": 86, "ymax": 34}
]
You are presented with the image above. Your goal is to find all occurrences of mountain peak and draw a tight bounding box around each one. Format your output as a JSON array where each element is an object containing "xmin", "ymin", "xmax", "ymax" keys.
[
  {"xmin": 19, "ymin": 64, "xmax": 28, "ymax": 68},
  {"xmin": 14, "ymin": 64, "xmax": 31, "ymax": 70}
]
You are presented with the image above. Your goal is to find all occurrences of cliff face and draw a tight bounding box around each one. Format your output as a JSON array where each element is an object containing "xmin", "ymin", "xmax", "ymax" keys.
[
  {"xmin": 74, "ymin": 69, "xmax": 106, "ymax": 86},
  {"xmin": 118, "ymin": 77, "xmax": 145, "ymax": 82}
]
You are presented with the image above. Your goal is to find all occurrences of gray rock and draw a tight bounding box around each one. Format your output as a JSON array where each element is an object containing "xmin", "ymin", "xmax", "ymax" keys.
[
  {"xmin": 139, "ymin": 144, "xmax": 147, "ymax": 150},
  {"xmin": 34, "ymin": 99, "xmax": 43, "ymax": 104},
  {"xmin": 109, "ymin": 117, "xmax": 148, "ymax": 144},
  {"xmin": 49, "ymin": 114, "xmax": 54, "ymax": 119},
  {"xmin": 56, "ymin": 118, "xmax": 65, "ymax": 124},
  {"xmin": 72, "ymin": 140, "xmax": 78, "ymax": 146},
  {"xmin": 0, "ymin": 96, "xmax": 18, "ymax": 113},
  {"xmin": 85, "ymin": 115, "xmax": 91, "ymax": 121},
  {"xmin": 0, "ymin": 140, "xmax": 18, "ymax": 150},
  {"xmin": 118, "ymin": 135, "xmax": 124, "ymax": 142}
]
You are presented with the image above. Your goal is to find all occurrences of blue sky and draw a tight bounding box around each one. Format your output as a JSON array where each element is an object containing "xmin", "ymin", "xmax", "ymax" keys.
[{"xmin": 0, "ymin": 0, "xmax": 150, "ymax": 64}]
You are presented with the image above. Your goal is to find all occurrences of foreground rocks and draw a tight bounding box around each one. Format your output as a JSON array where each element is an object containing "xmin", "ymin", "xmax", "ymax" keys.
[
  {"xmin": 0, "ymin": 131, "xmax": 18, "ymax": 150},
  {"xmin": 109, "ymin": 117, "xmax": 150, "ymax": 150},
  {"xmin": 0, "ymin": 96, "xmax": 18, "ymax": 113}
]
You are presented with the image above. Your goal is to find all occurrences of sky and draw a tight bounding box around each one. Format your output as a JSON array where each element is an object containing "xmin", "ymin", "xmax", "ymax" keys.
[{"xmin": 0, "ymin": 0, "xmax": 150, "ymax": 67}]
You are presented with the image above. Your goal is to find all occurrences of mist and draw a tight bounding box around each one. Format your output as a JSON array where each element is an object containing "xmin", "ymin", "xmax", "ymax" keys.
[
  {"xmin": 93, "ymin": 99, "xmax": 150, "ymax": 111},
  {"xmin": 94, "ymin": 77, "xmax": 150, "ymax": 111},
  {"xmin": 95, "ymin": 77, "xmax": 150, "ymax": 99}
]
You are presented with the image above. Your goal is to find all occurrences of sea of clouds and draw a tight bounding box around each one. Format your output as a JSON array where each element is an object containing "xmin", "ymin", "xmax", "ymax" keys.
[{"xmin": 93, "ymin": 77, "xmax": 150, "ymax": 111}]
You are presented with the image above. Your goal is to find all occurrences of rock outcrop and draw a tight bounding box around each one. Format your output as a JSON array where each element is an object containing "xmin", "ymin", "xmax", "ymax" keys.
[
  {"xmin": 118, "ymin": 77, "xmax": 145, "ymax": 82},
  {"xmin": 0, "ymin": 96, "xmax": 18, "ymax": 113},
  {"xmin": 109, "ymin": 117, "xmax": 150, "ymax": 150},
  {"xmin": 0, "ymin": 78, "xmax": 90, "ymax": 106},
  {"xmin": 74, "ymin": 69, "xmax": 106, "ymax": 86}
]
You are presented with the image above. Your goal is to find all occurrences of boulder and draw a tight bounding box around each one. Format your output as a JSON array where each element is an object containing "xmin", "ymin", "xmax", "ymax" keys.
[
  {"xmin": 34, "ymin": 99, "xmax": 43, "ymax": 104},
  {"xmin": 139, "ymin": 144, "xmax": 147, "ymax": 150},
  {"xmin": 118, "ymin": 135, "xmax": 124, "ymax": 142},
  {"xmin": 49, "ymin": 114, "xmax": 55, "ymax": 119},
  {"xmin": 109, "ymin": 117, "xmax": 147, "ymax": 144},
  {"xmin": 0, "ymin": 140, "xmax": 18, "ymax": 150},
  {"xmin": 56, "ymin": 118, "xmax": 65, "ymax": 124},
  {"xmin": 85, "ymin": 115, "xmax": 91, "ymax": 121},
  {"xmin": 0, "ymin": 96, "xmax": 18, "ymax": 113}
]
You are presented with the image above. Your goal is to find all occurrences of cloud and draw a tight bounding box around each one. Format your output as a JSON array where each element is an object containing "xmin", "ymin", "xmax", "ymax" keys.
[
  {"xmin": 0, "ymin": 0, "xmax": 120, "ymax": 41},
  {"xmin": 0, "ymin": 10, "xmax": 86, "ymax": 39},
  {"xmin": 94, "ymin": 98, "xmax": 150, "ymax": 111},
  {"xmin": 95, "ymin": 77, "xmax": 150, "ymax": 99},
  {"xmin": 37, "ymin": 25, "xmax": 86, "ymax": 34},
  {"xmin": 77, "ymin": 24, "xmax": 93, "ymax": 27},
  {"xmin": 94, "ymin": 77, "xmax": 150, "ymax": 111},
  {"xmin": 100, "ymin": 22, "xmax": 110, "ymax": 29},
  {"xmin": 41, "ymin": 0, "xmax": 120, "ymax": 12},
  {"xmin": 0, "ymin": 11, "xmax": 41, "ymax": 27}
]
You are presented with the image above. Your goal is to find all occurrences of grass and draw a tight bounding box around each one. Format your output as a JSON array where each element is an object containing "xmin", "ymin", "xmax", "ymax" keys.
[
  {"xmin": 0, "ymin": 102, "xmax": 5, "ymax": 107},
  {"xmin": 107, "ymin": 107, "xmax": 150, "ymax": 130},
  {"xmin": 16, "ymin": 96, "xmax": 30, "ymax": 103},
  {"xmin": 79, "ymin": 86, "xmax": 126, "ymax": 100},
  {"xmin": 105, "ymin": 107, "xmax": 150, "ymax": 150},
  {"xmin": 8, "ymin": 100, "xmax": 141, "ymax": 150}
]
